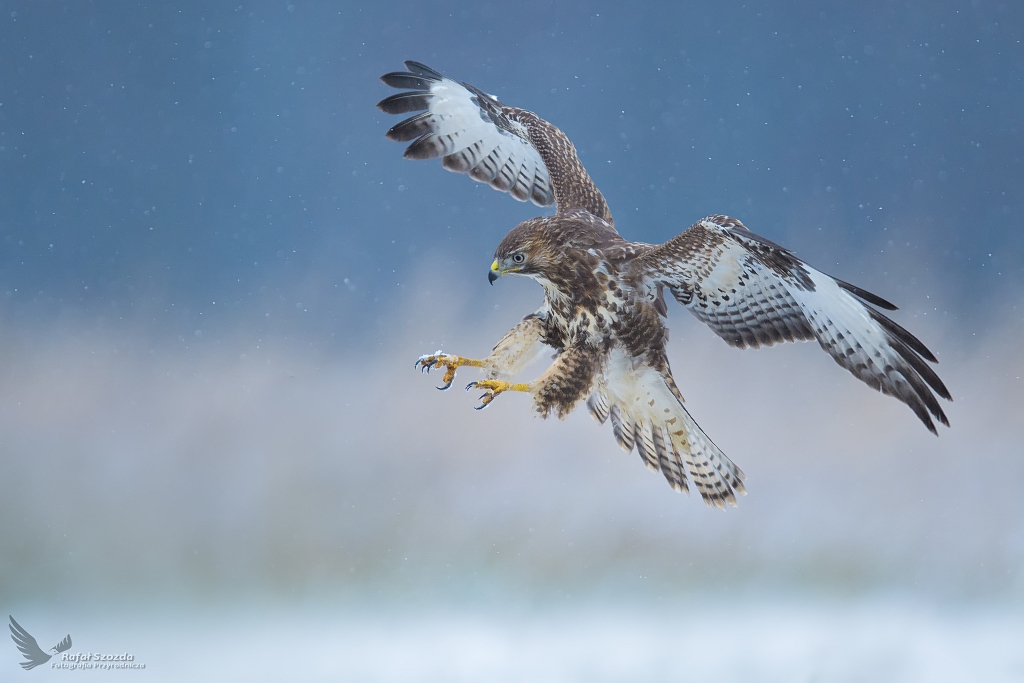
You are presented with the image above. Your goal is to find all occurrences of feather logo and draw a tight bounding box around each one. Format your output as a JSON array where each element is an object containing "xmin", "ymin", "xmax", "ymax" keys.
[{"xmin": 8, "ymin": 616, "xmax": 72, "ymax": 670}]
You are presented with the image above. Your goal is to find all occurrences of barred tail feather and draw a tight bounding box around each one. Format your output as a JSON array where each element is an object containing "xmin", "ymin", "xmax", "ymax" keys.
[
  {"xmin": 667, "ymin": 403, "xmax": 746, "ymax": 507},
  {"xmin": 592, "ymin": 349, "xmax": 745, "ymax": 505}
]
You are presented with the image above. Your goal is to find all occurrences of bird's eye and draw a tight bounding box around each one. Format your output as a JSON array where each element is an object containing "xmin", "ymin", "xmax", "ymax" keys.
[{"xmin": 512, "ymin": 253, "xmax": 525, "ymax": 264}]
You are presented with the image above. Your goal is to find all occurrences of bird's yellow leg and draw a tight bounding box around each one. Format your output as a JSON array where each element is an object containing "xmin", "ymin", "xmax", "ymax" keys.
[
  {"xmin": 416, "ymin": 316, "xmax": 544, "ymax": 394},
  {"xmin": 415, "ymin": 351, "xmax": 485, "ymax": 391},
  {"xmin": 465, "ymin": 379, "xmax": 531, "ymax": 410}
]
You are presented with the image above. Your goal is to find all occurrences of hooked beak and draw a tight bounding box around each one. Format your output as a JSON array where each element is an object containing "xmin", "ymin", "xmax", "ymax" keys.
[{"xmin": 488, "ymin": 259, "xmax": 500, "ymax": 285}]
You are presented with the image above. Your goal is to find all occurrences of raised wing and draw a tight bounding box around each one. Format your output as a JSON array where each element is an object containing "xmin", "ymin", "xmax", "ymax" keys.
[
  {"xmin": 586, "ymin": 348, "xmax": 746, "ymax": 507},
  {"xmin": 377, "ymin": 61, "xmax": 613, "ymax": 224},
  {"xmin": 640, "ymin": 215, "xmax": 951, "ymax": 433},
  {"xmin": 9, "ymin": 616, "xmax": 51, "ymax": 670}
]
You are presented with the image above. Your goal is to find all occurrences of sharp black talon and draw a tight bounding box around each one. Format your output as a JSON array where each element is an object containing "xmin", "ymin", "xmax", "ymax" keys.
[
  {"xmin": 437, "ymin": 379, "xmax": 453, "ymax": 391},
  {"xmin": 465, "ymin": 382, "xmax": 478, "ymax": 391}
]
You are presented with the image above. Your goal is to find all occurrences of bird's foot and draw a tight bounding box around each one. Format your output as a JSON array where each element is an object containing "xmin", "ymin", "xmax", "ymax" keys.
[
  {"xmin": 415, "ymin": 350, "xmax": 484, "ymax": 390},
  {"xmin": 465, "ymin": 379, "xmax": 530, "ymax": 410}
]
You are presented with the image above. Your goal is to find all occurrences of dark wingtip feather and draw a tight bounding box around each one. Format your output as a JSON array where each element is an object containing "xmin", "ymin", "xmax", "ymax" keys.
[
  {"xmin": 403, "ymin": 133, "xmax": 446, "ymax": 160},
  {"xmin": 900, "ymin": 383, "xmax": 939, "ymax": 434},
  {"xmin": 385, "ymin": 112, "xmax": 433, "ymax": 142},
  {"xmin": 870, "ymin": 308, "xmax": 941, "ymax": 365},
  {"xmin": 377, "ymin": 92, "xmax": 432, "ymax": 115},
  {"xmin": 885, "ymin": 324, "xmax": 951, "ymax": 401},
  {"xmin": 404, "ymin": 61, "xmax": 444, "ymax": 79},
  {"xmin": 380, "ymin": 72, "xmax": 435, "ymax": 91},
  {"xmin": 836, "ymin": 278, "xmax": 899, "ymax": 311},
  {"xmin": 882, "ymin": 331, "xmax": 951, "ymax": 431}
]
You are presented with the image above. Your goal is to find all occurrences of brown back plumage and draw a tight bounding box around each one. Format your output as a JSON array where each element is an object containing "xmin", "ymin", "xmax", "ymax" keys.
[{"xmin": 509, "ymin": 109, "xmax": 613, "ymax": 224}]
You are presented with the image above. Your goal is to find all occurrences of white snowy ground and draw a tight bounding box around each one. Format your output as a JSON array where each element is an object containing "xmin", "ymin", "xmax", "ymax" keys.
[{"xmin": 4, "ymin": 600, "xmax": 1023, "ymax": 682}]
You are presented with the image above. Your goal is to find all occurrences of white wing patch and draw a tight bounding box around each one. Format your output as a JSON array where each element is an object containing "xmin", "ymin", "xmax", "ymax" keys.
[
  {"xmin": 667, "ymin": 238, "xmax": 815, "ymax": 347},
  {"xmin": 378, "ymin": 62, "xmax": 553, "ymax": 206},
  {"xmin": 789, "ymin": 268, "xmax": 949, "ymax": 432},
  {"xmin": 649, "ymin": 217, "xmax": 950, "ymax": 433},
  {"xmin": 587, "ymin": 349, "xmax": 746, "ymax": 507}
]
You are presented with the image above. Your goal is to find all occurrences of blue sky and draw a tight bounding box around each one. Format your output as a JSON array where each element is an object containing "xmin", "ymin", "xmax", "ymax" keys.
[{"xmin": 0, "ymin": 0, "xmax": 1020, "ymax": 346}]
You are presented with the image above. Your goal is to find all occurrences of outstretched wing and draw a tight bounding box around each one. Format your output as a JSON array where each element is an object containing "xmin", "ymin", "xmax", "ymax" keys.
[
  {"xmin": 640, "ymin": 215, "xmax": 951, "ymax": 433},
  {"xmin": 9, "ymin": 616, "xmax": 51, "ymax": 670},
  {"xmin": 377, "ymin": 61, "xmax": 613, "ymax": 224},
  {"xmin": 586, "ymin": 348, "xmax": 746, "ymax": 507}
]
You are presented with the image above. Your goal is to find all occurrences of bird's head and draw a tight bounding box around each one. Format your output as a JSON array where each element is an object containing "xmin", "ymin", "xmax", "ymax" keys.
[{"xmin": 488, "ymin": 218, "xmax": 562, "ymax": 285}]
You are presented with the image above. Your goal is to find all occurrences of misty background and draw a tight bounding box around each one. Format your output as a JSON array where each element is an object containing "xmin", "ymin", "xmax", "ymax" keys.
[{"xmin": 0, "ymin": 1, "xmax": 1022, "ymax": 680}]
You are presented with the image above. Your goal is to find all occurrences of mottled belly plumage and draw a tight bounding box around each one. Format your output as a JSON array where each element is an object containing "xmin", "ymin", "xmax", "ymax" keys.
[{"xmin": 532, "ymin": 281, "xmax": 670, "ymax": 420}]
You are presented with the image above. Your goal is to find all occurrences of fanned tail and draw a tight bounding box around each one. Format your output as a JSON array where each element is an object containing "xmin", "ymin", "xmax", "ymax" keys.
[{"xmin": 587, "ymin": 350, "xmax": 745, "ymax": 506}]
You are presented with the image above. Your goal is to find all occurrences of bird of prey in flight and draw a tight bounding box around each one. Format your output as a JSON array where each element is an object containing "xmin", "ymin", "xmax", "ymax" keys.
[
  {"xmin": 9, "ymin": 616, "xmax": 72, "ymax": 670},
  {"xmin": 376, "ymin": 61, "xmax": 950, "ymax": 507}
]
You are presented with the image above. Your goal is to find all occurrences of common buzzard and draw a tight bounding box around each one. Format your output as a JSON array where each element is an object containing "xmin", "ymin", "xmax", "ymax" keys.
[{"xmin": 377, "ymin": 61, "xmax": 950, "ymax": 507}]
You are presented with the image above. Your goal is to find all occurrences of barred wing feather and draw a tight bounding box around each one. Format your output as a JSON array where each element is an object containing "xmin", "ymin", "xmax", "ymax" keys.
[
  {"xmin": 378, "ymin": 61, "xmax": 613, "ymax": 223},
  {"xmin": 641, "ymin": 215, "xmax": 951, "ymax": 433},
  {"xmin": 379, "ymin": 61, "xmax": 553, "ymax": 206}
]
